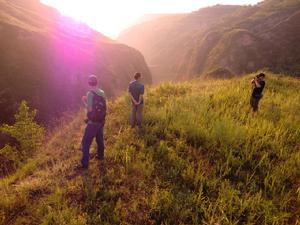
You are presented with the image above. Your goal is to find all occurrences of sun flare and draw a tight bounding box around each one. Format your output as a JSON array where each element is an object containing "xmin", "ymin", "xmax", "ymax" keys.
[
  {"xmin": 40, "ymin": 0, "xmax": 261, "ymax": 38},
  {"xmin": 41, "ymin": 0, "xmax": 143, "ymax": 38}
]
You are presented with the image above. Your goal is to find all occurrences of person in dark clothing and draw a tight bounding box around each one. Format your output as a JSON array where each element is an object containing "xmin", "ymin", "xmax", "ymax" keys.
[
  {"xmin": 250, "ymin": 73, "xmax": 266, "ymax": 113},
  {"xmin": 77, "ymin": 75, "xmax": 106, "ymax": 170},
  {"xmin": 128, "ymin": 72, "xmax": 144, "ymax": 128}
]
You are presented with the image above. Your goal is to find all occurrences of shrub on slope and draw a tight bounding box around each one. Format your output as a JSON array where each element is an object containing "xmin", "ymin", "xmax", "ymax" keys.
[{"xmin": 0, "ymin": 101, "xmax": 44, "ymax": 177}]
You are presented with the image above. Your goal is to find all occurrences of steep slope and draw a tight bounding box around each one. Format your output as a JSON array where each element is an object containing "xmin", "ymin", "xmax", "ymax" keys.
[
  {"xmin": 0, "ymin": 0, "xmax": 152, "ymax": 123},
  {"xmin": 119, "ymin": 13, "xmax": 186, "ymax": 83},
  {"xmin": 1, "ymin": 73, "xmax": 299, "ymax": 224},
  {"xmin": 119, "ymin": 5, "xmax": 241, "ymax": 82},
  {"xmin": 118, "ymin": 0, "xmax": 300, "ymax": 82}
]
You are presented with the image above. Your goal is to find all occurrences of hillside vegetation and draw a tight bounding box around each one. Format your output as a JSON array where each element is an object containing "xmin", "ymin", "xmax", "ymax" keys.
[
  {"xmin": 0, "ymin": 0, "xmax": 151, "ymax": 124},
  {"xmin": 0, "ymin": 73, "xmax": 300, "ymax": 225},
  {"xmin": 118, "ymin": 0, "xmax": 300, "ymax": 82}
]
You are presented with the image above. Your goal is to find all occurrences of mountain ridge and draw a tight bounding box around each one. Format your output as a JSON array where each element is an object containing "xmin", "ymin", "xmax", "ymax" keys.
[{"xmin": 118, "ymin": 0, "xmax": 300, "ymax": 82}]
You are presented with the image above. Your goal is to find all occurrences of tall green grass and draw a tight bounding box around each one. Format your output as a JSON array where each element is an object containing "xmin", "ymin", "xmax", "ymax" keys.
[{"xmin": 0, "ymin": 73, "xmax": 299, "ymax": 225}]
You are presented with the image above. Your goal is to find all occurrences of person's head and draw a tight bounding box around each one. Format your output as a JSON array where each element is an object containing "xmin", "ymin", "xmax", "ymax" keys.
[
  {"xmin": 88, "ymin": 75, "xmax": 98, "ymax": 87},
  {"xmin": 257, "ymin": 73, "xmax": 265, "ymax": 81},
  {"xmin": 134, "ymin": 72, "xmax": 141, "ymax": 80}
]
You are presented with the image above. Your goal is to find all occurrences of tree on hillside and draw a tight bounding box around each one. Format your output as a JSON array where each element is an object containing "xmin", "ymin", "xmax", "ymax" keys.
[{"xmin": 0, "ymin": 101, "xmax": 44, "ymax": 176}]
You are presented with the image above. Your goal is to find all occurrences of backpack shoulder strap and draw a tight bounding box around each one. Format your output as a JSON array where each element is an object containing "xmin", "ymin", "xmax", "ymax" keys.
[
  {"xmin": 90, "ymin": 90, "xmax": 106, "ymax": 100},
  {"xmin": 90, "ymin": 90, "xmax": 97, "ymax": 96}
]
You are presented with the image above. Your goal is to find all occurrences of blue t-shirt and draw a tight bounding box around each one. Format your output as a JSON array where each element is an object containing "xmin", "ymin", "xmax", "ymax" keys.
[{"xmin": 128, "ymin": 80, "xmax": 144, "ymax": 104}]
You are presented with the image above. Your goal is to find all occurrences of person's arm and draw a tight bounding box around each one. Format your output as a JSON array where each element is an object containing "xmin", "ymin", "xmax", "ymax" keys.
[
  {"xmin": 129, "ymin": 84, "xmax": 139, "ymax": 105},
  {"xmin": 254, "ymin": 78, "xmax": 262, "ymax": 88},
  {"xmin": 82, "ymin": 96, "xmax": 87, "ymax": 107},
  {"xmin": 138, "ymin": 94, "xmax": 143, "ymax": 105},
  {"xmin": 137, "ymin": 85, "xmax": 144, "ymax": 104},
  {"xmin": 86, "ymin": 92, "xmax": 93, "ymax": 112},
  {"xmin": 131, "ymin": 94, "xmax": 139, "ymax": 105}
]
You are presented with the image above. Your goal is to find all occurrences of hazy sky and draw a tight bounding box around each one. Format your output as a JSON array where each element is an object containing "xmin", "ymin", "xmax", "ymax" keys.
[{"xmin": 41, "ymin": 0, "xmax": 262, "ymax": 38}]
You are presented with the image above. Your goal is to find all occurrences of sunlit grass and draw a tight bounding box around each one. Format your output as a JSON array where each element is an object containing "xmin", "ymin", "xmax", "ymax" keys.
[{"xmin": 0, "ymin": 73, "xmax": 299, "ymax": 225}]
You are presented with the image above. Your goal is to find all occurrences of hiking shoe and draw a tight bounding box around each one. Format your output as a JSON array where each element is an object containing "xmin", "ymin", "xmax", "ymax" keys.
[
  {"xmin": 74, "ymin": 164, "xmax": 88, "ymax": 171},
  {"xmin": 95, "ymin": 155, "xmax": 104, "ymax": 161}
]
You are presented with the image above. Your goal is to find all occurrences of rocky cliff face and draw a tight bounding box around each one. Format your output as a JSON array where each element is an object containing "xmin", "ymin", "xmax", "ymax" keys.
[
  {"xmin": 118, "ymin": 1, "xmax": 300, "ymax": 81},
  {"xmin": 0, "ymin": 0, "xmax": 152, "ymax": 123}
]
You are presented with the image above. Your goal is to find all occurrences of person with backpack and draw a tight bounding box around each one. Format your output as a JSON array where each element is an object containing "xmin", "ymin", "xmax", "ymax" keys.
[
  {"xmin": 250, "ymin": 73, "xmax": 266, "ymax": 113},
  {"xmin": 128, "ymin": 72, "xmax": 144, "ymax": 128},
  {"xmin": 78, "ymin": 75, "xmax": 106, "ymax": 169}
]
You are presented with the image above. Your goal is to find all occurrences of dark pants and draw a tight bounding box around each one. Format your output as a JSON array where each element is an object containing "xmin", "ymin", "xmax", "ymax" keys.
[
  {"xmin": 81, "ymin": 123, "xmax": 104, "ymax": 167},
  {"xmin": 130, "ymin": 104, "xmax": 144, "ymax": 128},
  {"xmin": 250, "ymin": 95, "xmax": 262, "ymax": 112}
]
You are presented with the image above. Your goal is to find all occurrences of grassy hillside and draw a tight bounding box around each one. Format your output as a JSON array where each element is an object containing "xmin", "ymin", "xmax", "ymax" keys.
[
  {"xmin": 0, "ymin": 0, "xmax": 152, "ymax": 124},
  {"xmin": 118, "ymin": 0, "xmax": 300, "ymax": 82},
  {"xmin": 1, "ymin": 73, "xmax": 300, "ymax": 225}
]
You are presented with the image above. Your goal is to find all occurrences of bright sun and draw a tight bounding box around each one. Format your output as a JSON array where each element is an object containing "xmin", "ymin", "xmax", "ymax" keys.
[{"xmin": 41, "ymin": 0, "xmax": 143, "ymax": 38}]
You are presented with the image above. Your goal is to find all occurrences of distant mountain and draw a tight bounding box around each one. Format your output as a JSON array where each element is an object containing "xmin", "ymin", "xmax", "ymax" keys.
[
  {"xmin": 136, "ymin": 13, "xmax": 186, "ymax": 25},
  {"xmin": 0, "ymin": 0, "xmax": 152, "ymax": 123},
  {"xmin": 119, "ymin": 13, "xmax": 186, "ymax": 82},
  {"xmin": 118, "ymin": 0, "xmax": 300, "ymax": 82}
]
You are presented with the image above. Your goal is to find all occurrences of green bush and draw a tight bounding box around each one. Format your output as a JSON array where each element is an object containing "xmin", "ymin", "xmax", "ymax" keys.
[{"xmin": 0, "ymin": 101, "xmax": 44, "ymax": 175}]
